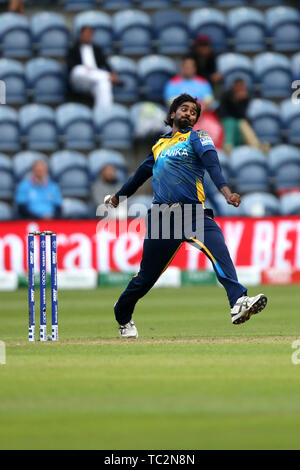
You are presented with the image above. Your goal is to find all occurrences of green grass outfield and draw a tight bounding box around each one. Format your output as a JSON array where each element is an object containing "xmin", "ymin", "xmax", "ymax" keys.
[{"xmin": 0, "ymin": 284, "xmax": 300, "ymax": 450}]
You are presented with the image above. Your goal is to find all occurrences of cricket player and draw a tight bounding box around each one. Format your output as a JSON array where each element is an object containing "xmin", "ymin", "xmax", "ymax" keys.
[{"xmin": 105, "ymin": 94, "xmax": 267, "ymax": 338}]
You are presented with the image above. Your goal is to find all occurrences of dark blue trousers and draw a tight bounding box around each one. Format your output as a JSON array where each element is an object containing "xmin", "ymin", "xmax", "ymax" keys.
[{"xmin": 114, "ymin": 208, "xmax": 247, "ymax": 325}]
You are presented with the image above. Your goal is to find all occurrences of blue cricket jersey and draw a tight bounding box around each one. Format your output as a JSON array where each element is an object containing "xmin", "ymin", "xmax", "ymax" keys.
[{"xmin": 116, "ymin": 127, "xmax": 227, "ymax": 205}]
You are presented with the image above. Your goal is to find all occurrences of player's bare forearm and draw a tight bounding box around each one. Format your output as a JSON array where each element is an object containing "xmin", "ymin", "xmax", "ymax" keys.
[{"xmin": 220, "ymin": 186, "xmax": 241, "ymax": 207}]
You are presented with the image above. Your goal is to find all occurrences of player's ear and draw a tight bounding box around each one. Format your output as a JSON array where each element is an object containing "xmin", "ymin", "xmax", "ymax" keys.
[{"xmin": 170, "ymin": 111, "xmax": 175, "ymax": 119}]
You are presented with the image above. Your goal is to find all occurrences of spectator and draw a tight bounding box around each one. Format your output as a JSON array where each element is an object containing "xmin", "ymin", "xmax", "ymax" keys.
[
  {"xmin": 190, "ymin": 35, "xmax": 223, "ymax": 88},
  {"xmin": 164, "ymin": 57, "xmax": 214, "ymax": 111},
  {"xmin": 8, "ymin": 0, "xmax": 24, "ymax": 13},
  {"xmin": 66, "ymin": 26, "xmax": 119, "ymax": 108},
  {"xmin": 92, "ymin": 164, "xmax": 120, "ymax": 207},
  {"xmin": 217, "ymin": 78, "xmax": 261, "ymax": 153},
  {"xmin": 15, "ymin": 160, "xmax": 62, "ymax": 219}
]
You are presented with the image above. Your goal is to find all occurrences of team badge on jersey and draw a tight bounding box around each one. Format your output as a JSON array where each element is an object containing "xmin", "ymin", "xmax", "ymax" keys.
[{"xmin": 197, "ymin": 130, "xmax": 214, "ymax": 147}]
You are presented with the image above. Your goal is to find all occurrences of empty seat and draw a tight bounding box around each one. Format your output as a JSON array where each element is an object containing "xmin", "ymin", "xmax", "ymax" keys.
[
  {"xmin": 281, "ymin": 99, "xmax": 300, "ymax": 145},
  {"xmin": 130, "ymin": 101, "xmax": 167, "ymax": 140},
  {"xmin": 108, "ymin": 56, "xmax": 138, "ymax": 102},
  {"xmin": 0, "ymin": 202, "xmax": 14, "ymax": 221},
  {"xmin": 228, "ymin": 7, "xmax": 265, "ymax": 52},
  {"xmin": 268, "ymin": 145, "xmax": 300, "ymax": 194},
  {"xmin": 88, "ymin": 149, "xmax": 127, "ymax": 182},
  {"xmin": 189, "ymin": 8, "xmax": 227, "ymax": 52},
  {"xmin": 0, "ymin": 58, "xmax": 26, "ymax": 104},
  {"xmin": 246, "ymin": 99, "xmax": 281, "ymax": 145},
  {"xmin": 0, "ymin": 153, "xmax": 14, "ymax": 200},
  {"xmin": 140, "ymin": 0, "xmax": 171, "ymax": 9},
  {"xmin": 138, "ymin": 55, "xmax": 176, "ymax": 101},
  {"xmin": 26, "ymin": 58, "xmax": 66, "ymax": 104},
  {"xmin": 279, "ymin": 193, "xmax": 300, "ymax": 216},
  {"xmin": 0, "ymin": 13, "xmax": 31, "ymax": 58},
  {"xmin": 230, "ymin": 146, "xmax": 268, "ymax": 193},
  {"xmin": 214, "ymin": 192, "xmax": 244, "ymax": 217},
  {"xmin": 94, "ymin": 104, "xmax": 132, "ymax": 149},
  {"xmin": 13, "ymin": 151, "xmax": 48, "ymax": 182},
  {"xmin": 266, "ymin": 6, "xmax": 300, "ymax": 52},
  {"xmin": 62, "ymin": 198, "xmax": 91, "ymax": 219},
  {"xmin": 102, "ymin": 0, "xmax": 133, "ymax": 9},
  {"xmin": 113, "ymin": 10, "xmax": 152, "ymax": 55},
  {"xmin": 153, "ymin": 10, "xmax": 189, "ymax": 55},
  {"xmin": 215, "ymin": 0, "xmax": 247, "ymax": 5},
  {"xmin": 31, "ymin": 12, "xmax": 69, "ymax": 57},
  {"xmin": 253, "ymin": 52, "xmax": 291, "ymax": 98},
  {"xmin": 217, "ymin": 53, "xmax": 253, "ymax": 90},
  {"xmin": 50, "ymin": 150, "xmax": 90, "ymax": 198},
  {"xmin": 64, "ymin": 0, "xmax": 96, "ymax": 10},
  {"xmin": 0, "ymin": 106, "xmax": 20, "ymax": 152},
  {"xmin": 241, "ymin": 192, "xmax": 279, "ymax": 217},
  {"xmin": 19, "ymin": 104, "xmax": 57, "ymax": 151},
  {"xmin": 291, "ymin": 52, "xmax": 300, "ymax": 81},
  {"xmin": 56, "ymin": 103, "xmax": 95, "ymax": 150},
  {"xmin": 73, "ymin": 11, "xmax": 113, "ymax": 54},
  {"xmin": 179, "ymin": 0, "xmax": 210, "ymax": 6}
]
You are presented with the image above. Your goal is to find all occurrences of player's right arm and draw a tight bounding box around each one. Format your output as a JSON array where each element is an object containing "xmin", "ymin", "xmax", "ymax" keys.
[{"xmin": 106, "ymin": 152, "xmax": 155, "ymax": 207}]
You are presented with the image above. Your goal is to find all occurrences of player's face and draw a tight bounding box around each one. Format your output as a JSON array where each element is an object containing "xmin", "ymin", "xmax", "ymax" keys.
[{"xmin": 172, "ymin": 102, "xmax": 199, "ymax": 129}]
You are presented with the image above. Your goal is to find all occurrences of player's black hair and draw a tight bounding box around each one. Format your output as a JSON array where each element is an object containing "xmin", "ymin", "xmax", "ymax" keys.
[{"xmin": 165, "ymin": 94, "xmax": 201, "ymax": 127}]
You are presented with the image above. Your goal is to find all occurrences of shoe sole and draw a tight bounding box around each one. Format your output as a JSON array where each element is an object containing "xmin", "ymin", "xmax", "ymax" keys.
[{"xmin": 232, "ymin": 294, "xmax": 267, "ymax": 325}]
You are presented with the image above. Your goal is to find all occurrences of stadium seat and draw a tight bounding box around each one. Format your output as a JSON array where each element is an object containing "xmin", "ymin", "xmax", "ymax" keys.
[
  {"xmin": 253, "ymin": 53, "xmax": 291, "ymax": 99},
  {"xmin": 26, "ymin": 58, "xmax": 66, "ymax": 104},
  {"xmin": 64, "ymin": 0, "xmax": 96, "ymax": 10},
  {"xmin": 179, "ymin": 0, "xmax": 210, "ymax": 6},
  {"xmin": 102, "ymin": 0, "xmax": 133, "ymax": 9},
  {"xmin": 0, "ymin": 153, "xmax": 14, "ymax": 200},
  {"xmin": 152, "ymin": 10, "xmax": 189, "ymax": 55},
  {"xmin": 138, "ymin": 55, "xmax": 177, "ymax": 101},
  {"xmin": 130, "ymin": 101, "xmax": 167, "ymax": 140},
  {"xmin": 268, "ymin": 145, "xmax": 300, "ymax": 194},
  {"xmin": 0, "ymin": 106, "xmax": 20, "ymax": 152},
  {"xmin": 253, "ymin": 0, "xmax": 281, "ymax": 5},
  {"xmin": 241, "ymin": 192, "xmax": 280, "ymax": 217},
  {"xmin": 0, "ymin": 13, "xmax": 31, "ymax": 58},
  {"xmin": 56, "ymin": 103, "xmax": 95, "ymax": 150},
  {"xmin": 217, "ymin": 53, "xmax": 253, "ymax": 90},
  {"xmin": 214, "ymin": 193, "xmax": 244, "ymax": 217},
  {"xmin": 291, "ymin": 52, "xmax": 300, "ymax": 82},
  {"xmin": 230, "ymin": 146, "xmax": 268, "ymax": 194},
  {"xmin": 94, "ymin": 104, "xmax": 132, "ymax": 149},
  {"xmin": 140, "ymin": 0, "xmax": 171, "ymax": 8},
  {"xmin": 19, "ymin": 104, "xmax": 57, "ymax": 151},
  {"xmin": 50, "ymin": 150, "xmax": 90, "ymax": 198},
  {"xmin": 281, "ymin": 99, "xmax": 300, "ymax": 145},
  {"xmin": 88, "ymin": 149, "xmax": 128, "ymax": 182},
  {"xmin": 246, "ymin": 99, "xmax": 281, "ymax": 145},
  {"xmin": 31, "ymin": 12, "xmax": 69, "ymax": 57},
  {"xmin": 215, "ymin": 0, "xmax": 246, "ymax": 5},
  {"xmin": 73, "ymin": 11, "xmax": 113, "ymax": 54},
  {"xmin": 279, "ymin": 193, "xmax": 300, "ymax": 216},
  {"xmin": 188, "ymin": 8, "xmax": 227, "ymax": 52},
  {"xmin": 0, "ymin": 59, "xmax": 26, "ymax": 104},
  {"xmin": 265, "ymin": 6, "xmax": 300, "ymax": 52},
  {"xmin": 108, "ymin": 56, "xmax": 139, "ymax": 103},
  {"xmin": 0, "ymin": 202, "xmax": 14, "ymax": 221},
  {"xmin": 227, "ymin": 7, "xmax": 265, "ymax": 52},
  {"xmin": 13, "ymin": 151, "xmax": 48, "ymax": 182},
  {"xmin": 113, "ymin": 10, "xmax": 152, "ymax": 56}
]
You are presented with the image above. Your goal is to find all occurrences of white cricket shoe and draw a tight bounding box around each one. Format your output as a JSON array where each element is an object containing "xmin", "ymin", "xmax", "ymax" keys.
[
  {"xmin": 231, "ymin": 293, "xmax": 267, "ymax": 325},
  {"xmin": 118, "ymin": 320, "xmax": 138, "ymax": 338}
]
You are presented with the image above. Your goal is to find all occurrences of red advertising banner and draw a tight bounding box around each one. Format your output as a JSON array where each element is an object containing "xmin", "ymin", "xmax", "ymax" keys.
[{"xmin": 0, "ymin": 217, "xmax": 300, "ymax": 273}]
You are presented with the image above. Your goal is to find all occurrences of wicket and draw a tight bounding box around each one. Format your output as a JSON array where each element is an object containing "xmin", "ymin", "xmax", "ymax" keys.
[{"xmin": 28, "ymin": 231, "xmax": 58, "ymax": 342}]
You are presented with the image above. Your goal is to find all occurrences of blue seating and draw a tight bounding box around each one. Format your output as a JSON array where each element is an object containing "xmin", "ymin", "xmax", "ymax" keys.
[
  {"xmin": 281, "ymin": 99, "xmax": 300, "ymax": 145},
  {"xmin": 0, "ymin": 202, "xmax": 14, "ymax": 221},
  {"xmin": 291, "ymin": 53, "xmax": 300, "ymax": 82},
  {"xmin": 140, "ymin": 0, "xmax": 171, "ymax": 8},
  {"xmin": 152, "ymin": 10, "xmax": 189, "ymax": 55},
  {"xmin": 56, "ymin": 103, "xmax": 94, "ymax": 150},
  {"xmin": 31, "ymin": 12, "xmax": 69, "ymax": 57},
  {"xmin": 179, "ymin": 0, "xmax": 210, "ymax": 6},
  {"xmin": 0, "ymin": 13, "xmax": 31, "ymax": 58},
  {"xmin": 228, "ymin": 7, "xmax": 265, "ymax": 52},
  {"xmin": 50, "ymin": 150, "xmax": 89, "ymax": 198},
  {"xmin": 215, "ymin": 0, "xmax": 246, "ymax": 5},
  {"xmin": 108, "ymin": 56, "xmax": 138, "ymax": 103},
  {"xmin": 19, "ymin": 104, "xmax": 57, "ymax": 151},
  {"xmin": 113, "ymin": 10, "xmax": 152, "ymax": 56},
  {"xmin": 189, "ymin": 8, "xmax": 227, "ymax": 52},
  {"xmin": 246, "ymin": 99, "xmax": 281, "ymax": 145},
  {"xmin": 0, "ymin": 153, "xmax": 14, "ymax": 200},
  {"xmin": 266, "ymin": 6, "xmax": 300, "ymax": 52},
  {"xmin": 130, "ymin": 102, "xmax": 167, "ymax": 140},
  {"xmin": 241, "ymin": 192, "xmax": 280, "ymax": 217},
  {"xmin": 279, "ymin": 193, "xmax": 300, "ymax": 216},
  {"xmin": 74, "ymin": 11, "xmax": 113, "ymax": 54},
  {"xmin": 26, "ymin": 58, "xmax": 66, "ymax": 104},
  {"xmin": 0, "ymin": 106, "xmax": 20, "ymax": 152},
  {"xmin": 269, "ymin": 145, "xmax": 300, "ymax": 193},
  {"xmin": 88, "ymin": 149, "xmax": 127, "ymax": 182},
  {"xmin": 138, "ymin": 55, "xmax": 176, "ymax": 101},
  {"xmin": 217, "ymin": 53, "xmax": 253, "ymax": 90},
  {"xmin": 128, "ymin": 195, "xmax": 153, "ymax": 217},
  {"xmin": 230, "ymin": 146, "xmax": 268, "ymax": 194},
  {"xmin": 62, "ymin": 198, "xmax": 91, "ymax": 219},
  {"xmin": 253, "ymin": 53, "xmax": 291, "ymax": 99},
  {"xmin": 13, "ymin": 151, "xmax": 48, "ymax": 182},
  {"xmin": 94, "ymin": 104, "xmax": 132, "ymax": 149},
  {"xmin": 214, "ymin": 192, "xmax": 244, "ymax": 217},
  {"xmin": 0, "ymin": 59, "xmax": 26, "ymax": 104},
  {"xmin": 64, "ymin": 0, "xmax": 96, "ymax": 10},
  {"xmin": 102, "ymin": 0, "xmax": 133, "ymax": 9}
]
